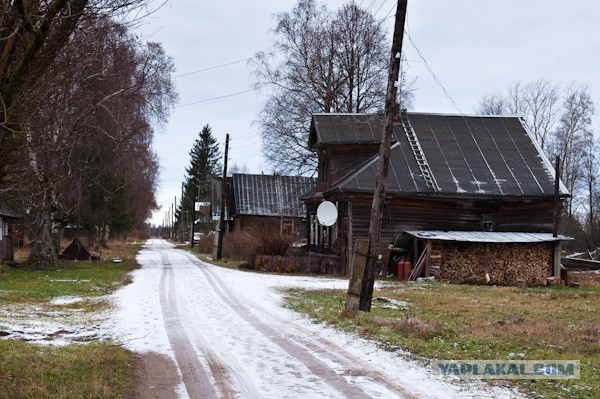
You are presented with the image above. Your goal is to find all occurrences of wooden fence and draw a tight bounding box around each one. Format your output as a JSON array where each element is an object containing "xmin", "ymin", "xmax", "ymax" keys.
[{"xmin": 254, "ymin": 253, "xmax": 342, "ymax": 275}]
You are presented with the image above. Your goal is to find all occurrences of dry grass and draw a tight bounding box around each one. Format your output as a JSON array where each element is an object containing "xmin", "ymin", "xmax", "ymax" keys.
[
  {"xmin": 1, "ymin": 238, "xmax": 141, "ymax": 399},
  {"xmin": 12, "ymin": 239, "xmax": 141, "ymax": 264},
  {"xmin": 0, "ymin": 341, "xmax": 131, "ymax": 399},
  {"xmin": 284, "ymin": 275, "xmax": 600, "ymax": 399}
]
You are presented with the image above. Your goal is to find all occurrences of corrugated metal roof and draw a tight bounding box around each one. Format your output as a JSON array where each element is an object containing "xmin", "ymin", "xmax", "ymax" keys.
[
  {"xmin": 232, "ymin": 174, "xmax": 315, "ymax": 217},
  {"xmin": 0, "ymin": 203, "xmax": 20, "ymax": 219},
  {"xmin": 318, "ymin": 113, "xmax": 566, "ymax": 197},
  {"xmin": 405, "ymin": 230, "xmax": 572, "ymax": 243}
]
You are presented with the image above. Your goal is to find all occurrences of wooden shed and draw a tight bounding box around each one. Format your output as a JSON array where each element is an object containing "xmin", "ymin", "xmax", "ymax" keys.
[
  {"xmin": 0, "ymin": 203, "xmax": 20, "ymax": 264},
  {"xmin": 60, "ymin": 237, "xmax": 98, "ymax": 261},
  {"xmin": 304, "ymin": 111, "xmax": 571, "ymax": 285}
]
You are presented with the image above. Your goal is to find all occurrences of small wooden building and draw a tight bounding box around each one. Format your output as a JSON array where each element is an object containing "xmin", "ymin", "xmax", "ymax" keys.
[
  {"xmin": 0, "ymin": 203, "xmax": 20, "ymax": 264},
  {"xmin": 304, "ymin": 112, "xmax": 571, "ymax": 285},
  {"xmin": 230, "ymin": 173, "xmax": 315, "ymax": 240}
]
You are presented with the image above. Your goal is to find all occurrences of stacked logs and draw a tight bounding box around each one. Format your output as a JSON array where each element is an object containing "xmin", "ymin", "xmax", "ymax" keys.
[{"xmin": 439, "ymin": 242, "xmax": 553, "ymax": 286}]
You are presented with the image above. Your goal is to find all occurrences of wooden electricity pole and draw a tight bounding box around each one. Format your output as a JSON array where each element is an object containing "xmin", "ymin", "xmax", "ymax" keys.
[
  {"xmin": 216, "ymin": 133, "xmax": 229, "ymax": 260},
  {"xmin": 357, "ymin": 0, "xmax": 408, "ymax": 312}
]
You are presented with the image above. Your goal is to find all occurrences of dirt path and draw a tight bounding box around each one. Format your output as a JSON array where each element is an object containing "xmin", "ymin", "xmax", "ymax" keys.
[
  {"xmin": 183, "ymin": 251, "xmax": 418, "ymax": 399},
  {"xmin": 131, "ymin": 352, "xmax": 180, "ymax": 399},
  {"xmin": 120, "ymin": 240, "xmax": 521, "ymax": 399},
  {"xmin": 159, "ymin": 253, "xmax": 237, "ymax": 398},
  {"xmin": 125, "ymin": 240, "xmax": 416, "ymax": 398}
]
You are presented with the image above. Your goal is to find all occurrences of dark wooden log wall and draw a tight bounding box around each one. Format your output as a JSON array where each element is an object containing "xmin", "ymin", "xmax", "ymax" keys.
[
  {"xmin": 233, "ymin": 215, "xmax": 307, "ymax": 240},
  {"xmin": 331, "ymin": 195, "xmax": 555, "ymax": 275}
]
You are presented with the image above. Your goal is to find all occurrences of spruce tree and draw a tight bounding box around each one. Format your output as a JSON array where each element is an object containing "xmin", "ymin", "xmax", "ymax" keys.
[{"xmin": 179, "ymin": 125, "xmax": 222, "ymax": 235}]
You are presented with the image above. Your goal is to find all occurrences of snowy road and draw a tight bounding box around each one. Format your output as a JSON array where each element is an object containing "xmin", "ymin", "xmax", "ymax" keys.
[{"xmin": 112, "ymin": 239, "xmax": 524, "ymax": 399}]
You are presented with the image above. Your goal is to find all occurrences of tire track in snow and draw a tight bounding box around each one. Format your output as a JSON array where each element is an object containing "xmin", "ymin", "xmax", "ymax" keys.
[
  {"xmin": 159, "ymin": 253, "xmax": 237, "ymax": 398},
  {"xmin": 183, "ymin": 252, "xmax": 418, "ymax": 399}
]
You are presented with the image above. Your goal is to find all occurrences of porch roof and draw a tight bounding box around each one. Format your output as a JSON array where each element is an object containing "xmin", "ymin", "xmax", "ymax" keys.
[
  {"xmin": 0, "ymin": 203, "xmax": 20, "ymax": 219},
  {"xmin": 405, "ymin": 230, "xmax": 572, "ymax": 243}
]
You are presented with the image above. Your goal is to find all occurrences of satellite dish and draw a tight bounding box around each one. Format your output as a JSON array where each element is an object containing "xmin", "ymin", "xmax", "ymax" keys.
[{"xmin": 316, "ymin": 201, "xmax": 338, "ymax": 226}]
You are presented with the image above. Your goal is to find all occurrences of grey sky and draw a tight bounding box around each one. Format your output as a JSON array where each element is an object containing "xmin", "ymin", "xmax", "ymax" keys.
[{"xmin": 138, "ymin": 1, "xmax": 600, "ymax": 225}]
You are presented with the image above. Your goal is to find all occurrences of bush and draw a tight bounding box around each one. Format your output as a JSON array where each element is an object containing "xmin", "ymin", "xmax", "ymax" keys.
[
  {"xmin": 256, "ymin": 230, "xmax": 294, "ymax": 256},
  {"xmin": 220, "ymin": 228, "xmax": 295, "ymax": 263},
  {"xmin": 196, "ymin": 233, "xmax": 215, "ymax": 254},
  {"xmin": 222, "ymin": 231, "xmax": 261, "ymax": 262}
]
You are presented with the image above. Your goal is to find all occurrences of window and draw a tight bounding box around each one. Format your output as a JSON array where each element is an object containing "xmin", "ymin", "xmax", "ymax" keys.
[{"xmin": 481, "ymin": 214, "xmax": 494, "ymax": 232}]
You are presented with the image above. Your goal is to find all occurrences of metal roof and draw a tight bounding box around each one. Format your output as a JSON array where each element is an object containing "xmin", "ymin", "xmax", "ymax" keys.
[
  {"xmin": 309, "ymin": 113, "xmax": 390, "ymax": 147},
  {"xmin": 0, "ymin": 203, "xmax": 20, "ymax": 219},
  {"xmin": 232, "ymin": 174, "xmax": 315, "ymax": 217},
  {"xmin": 318, "ymin": 112, "xmax": 567, "ymax": 197},
  {"xmin": 405, "ymin": 230, "xmax": 572, "ymax": 243}
]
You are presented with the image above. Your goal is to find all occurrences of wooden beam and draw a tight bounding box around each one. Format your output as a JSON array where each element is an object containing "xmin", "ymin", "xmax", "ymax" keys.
[
  {"xmin": 345, "ymin": 238, "xmax": 369, "ymax": 316},
  {"xmin": 409, "ymin": 240, "xmax": 431, "ymax": 280}
]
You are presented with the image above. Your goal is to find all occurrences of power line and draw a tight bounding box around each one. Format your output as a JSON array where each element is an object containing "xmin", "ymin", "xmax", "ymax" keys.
[
  {"xmin": 373, "ymin": 0, "xmax": 391, "ymax": 17},
  {"xmin": 174, "ymin": 50, "xmax": 281, "ymax": 79},
  {"xmin": 231, "ymin": 131, "xmax": 262, "ymax": 145},
  {"xmin": 381, "ymin": 2, "xmax": 398, "ymax": 20},
  {"xmin": 405, "ymin": 24, "xmax": 464, "ymax": 114},
  {"xmin": 232, "ymin": 127, "xmax": 260, "ymax": 140},
  {"xmin": 175, "ymin": 59, "xmax": 248, "ymax": 78},
  {"xmin": 172, "ymin": 3, "xmax": 400, "ymax": 108},
  {"xmin": 175, "ymin": 83, "xmax": 271, "ymax": 108}
]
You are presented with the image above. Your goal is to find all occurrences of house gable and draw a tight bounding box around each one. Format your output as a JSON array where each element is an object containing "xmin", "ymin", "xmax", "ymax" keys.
[
  {"xmin": 310, "ymin": 114, "xmax": 389, "ymax": 192},
  {"xmin": 321, "ymin": 113, "xmax": 567, "ymax": 198},
  {"xmin": 309, "ymin": 113, "xmax": 385, "ymax": 147}
]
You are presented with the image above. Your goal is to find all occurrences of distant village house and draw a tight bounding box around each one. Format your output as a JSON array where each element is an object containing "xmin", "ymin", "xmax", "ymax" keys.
[
  {"xmin": 228, "ymin": 173, "xmax": 315, "ymax": 240},
  {"xmin": 0, "ymin": 203, "xmax": 20, "ymax": 264}
]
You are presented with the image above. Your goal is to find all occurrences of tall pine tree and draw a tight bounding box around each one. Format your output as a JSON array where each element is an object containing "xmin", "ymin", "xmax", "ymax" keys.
[{"xmin": 178, "ymin": 125, "xmax": 222, "ymax": 235}]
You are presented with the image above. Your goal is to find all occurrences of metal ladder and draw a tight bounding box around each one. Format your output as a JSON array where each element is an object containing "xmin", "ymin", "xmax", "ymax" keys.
[{"xmin": 400, "ymin": 115, "xmax": 439, "ymax": 192}]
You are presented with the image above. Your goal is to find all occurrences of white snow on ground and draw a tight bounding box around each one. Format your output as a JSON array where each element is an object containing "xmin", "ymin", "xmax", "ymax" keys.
[
  {"xmin": 108, "ymin": 239, "xmax": 526, "ymax": 399},
  {"xmin": 0, "ymin": 296, "xmax": 111, "ymax": 346},
  {"xmin": 0, "ymin": 239, "xmax": 525, "ymax": 398}
]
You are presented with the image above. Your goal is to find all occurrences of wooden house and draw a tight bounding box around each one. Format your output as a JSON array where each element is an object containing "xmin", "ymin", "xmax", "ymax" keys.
[
  {"xmin": 304, "ymin": 112, "xmax": 571, "ymax": 285},
  {"xmin": 230, "ymin": 173, "xmax": 315, "ymax": 240},
  {"xmin": 0, "ymin": 203, "xmax": 20, "ymax": 264}
]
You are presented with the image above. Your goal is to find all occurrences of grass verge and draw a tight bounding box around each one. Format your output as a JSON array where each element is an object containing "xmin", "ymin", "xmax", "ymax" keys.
[
  {"xmin": 0, "ymin": 240, "xmax": 142, "ymax": 399},
  {"xmin": 0, "ymin": 341, "xmax": 131, "ymax": 399},
  {"xmin": 283, "ymin": 277, "xmax": 600, "ymax": 399}
]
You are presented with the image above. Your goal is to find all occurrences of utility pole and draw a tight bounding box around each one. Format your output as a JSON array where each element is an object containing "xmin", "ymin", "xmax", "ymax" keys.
[
  {"xmin": 216, "ymin": 134, "xmax": 229, "ymax": 260},
  {"xmin": 180, "ymin": 182, "xmax": 184, "ymax": 242},
  {"xmin": 173, "ymin": 196, "xmax": 177, "ymax": 241},
  {"xmin": 355, "ymin": 0, "xmax": 408, "ymax": 312}
]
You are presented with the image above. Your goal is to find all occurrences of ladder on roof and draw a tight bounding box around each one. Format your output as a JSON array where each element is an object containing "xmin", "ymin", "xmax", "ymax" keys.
[{"xmin": 400, "ymin": 115, "xmax": 440, "ymax": 192}]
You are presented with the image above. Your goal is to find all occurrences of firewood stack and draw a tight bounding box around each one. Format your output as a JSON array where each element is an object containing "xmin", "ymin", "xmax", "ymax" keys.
[{"xmin": 438, "ymin": 242, "xmax": 553, "ymax": 286}]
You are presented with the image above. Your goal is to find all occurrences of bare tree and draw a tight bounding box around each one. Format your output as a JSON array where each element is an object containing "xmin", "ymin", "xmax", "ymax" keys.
[
  {"xmin": 253, "ymin": 0, "xmax": 413, "ymax": 175},
  {"xmin": 16, "ymin": 16, "xmax": 176, "ymax": 249},
  {"xmin": 476, "ymin": 80, "xmax": 597, "ymax": 249},
  {"xmin": 581, "ymin": 133, "xmax": 599, "ymax": 245},
  {"xmin": 547, "ymin": 84, "xmax": 595, "ymax": 216},
  {"xmin": 0, "ymin": 0, "xmax": 157, "ymax": 190},
  {"xmin": 476, "ymin": 79, "xmax": 560, "ymax": 150},
  {"xmin": 476, "ymin": 93, "xmax": 507, "ymax": 115}
]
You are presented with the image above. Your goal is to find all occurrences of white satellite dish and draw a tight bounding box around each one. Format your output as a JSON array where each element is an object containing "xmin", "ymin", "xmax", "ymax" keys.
[{"xmin": 316, "ymin": 201, "xmax": 338, "ymax": 226}]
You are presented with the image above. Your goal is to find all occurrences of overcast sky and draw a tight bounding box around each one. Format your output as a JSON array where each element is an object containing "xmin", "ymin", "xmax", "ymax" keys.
[{"xmin": 137, "ymin": 0, "xmax": 600, "ymax": 226}]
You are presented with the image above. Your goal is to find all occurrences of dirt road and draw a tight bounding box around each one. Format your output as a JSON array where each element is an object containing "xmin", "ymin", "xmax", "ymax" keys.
[
  {"xmin": 116, "ymin": 240, "xmax": 521, "ymax": 399},
  {"xmin": 120, "ymin": 239, "xmax": 416, "ymax": 398}
]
